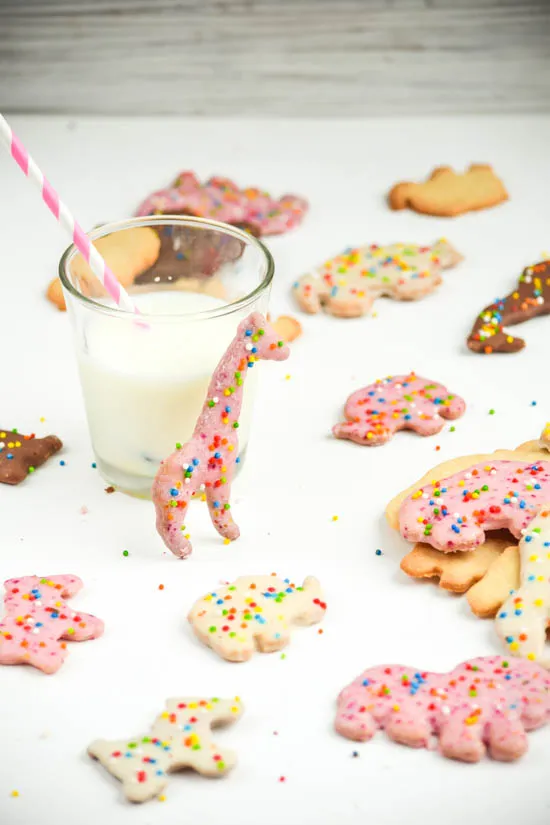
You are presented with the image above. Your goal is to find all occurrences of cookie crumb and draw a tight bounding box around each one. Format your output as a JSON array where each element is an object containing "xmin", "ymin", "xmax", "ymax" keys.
[
  {"xmin": 105, "ymin": 486, "xmax": 115, "ymax": 494},
  {"xmin": 80, "ymin": 505, "xmax": 89, "ymax": 515},
  {"xmin": 375, "ymin": 549, "xmax": 382, "ymax": 556}
]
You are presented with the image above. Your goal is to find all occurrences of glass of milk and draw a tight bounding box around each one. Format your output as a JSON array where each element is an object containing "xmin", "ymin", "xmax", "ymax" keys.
[{"xmin": 59, "ymin": 216, "xmax": 274, "ymax": 497}]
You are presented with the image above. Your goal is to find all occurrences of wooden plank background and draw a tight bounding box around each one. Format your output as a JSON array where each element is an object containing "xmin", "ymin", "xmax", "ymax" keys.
[{"xmin": 1, "ymin": 0, "xmax": 550, "ymax": 115}]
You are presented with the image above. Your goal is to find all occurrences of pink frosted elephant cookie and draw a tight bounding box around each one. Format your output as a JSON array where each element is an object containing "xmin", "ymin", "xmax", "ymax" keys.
[
  {"xmin": 136, "ymin": 171, "xmax": 308, "ymax": 236},
  {"xmin": 152, "ymin": 313, "xmax": 289, "ymax": 558},
  {"xmin": 0, "ymin": 575, "xmax": 104, "ymax": 674},
  {"xmin": 399, "ymin": 460, "xmax": 550, "ymax": 552},
  {"xmin": 335, "ymin": 656, "xmax": 550, "ymax": 763},
  {"xmin": 333, "ymin": 373, "xmax": 465, "ymax": 446}
]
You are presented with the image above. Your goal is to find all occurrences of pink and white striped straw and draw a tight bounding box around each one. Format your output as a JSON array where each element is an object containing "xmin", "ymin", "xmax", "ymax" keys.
[{"xmin": 0, "ymin": 113, "xmax": 138, "ymax": 313}]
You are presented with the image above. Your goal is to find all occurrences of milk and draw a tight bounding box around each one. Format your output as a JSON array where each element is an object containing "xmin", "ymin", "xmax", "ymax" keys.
[{"xmin": 75, "ymin": 291, "xmax": 257, "ymax": 495}]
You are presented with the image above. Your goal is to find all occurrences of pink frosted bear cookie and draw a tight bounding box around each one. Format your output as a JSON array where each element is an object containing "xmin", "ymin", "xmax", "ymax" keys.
[
  {"xmin": 335, "ymin": 656, "xmax": 550, "ymax": 763},
  {"xmin": 333, "ymin": 372, "xmax": 465, "ymax": 446},
  {"xmin": 399, "ymin": 459, "xmax": 550, "ymax": 552},
  {"xmin": 136, "ymin": 171, "xmax": 308, "ymax": 236},
  {"xmin": 0, "ymin": 575, "xmax": 104, "ymax": 674},
  {"xmin": 293, "ymin": 239, "xmax": 462, "ymax": 317},
  {"xmin": 89, "ymin": 696, "xmax": 243, "ymax": 803},
  {"xmin": 152, "ymin": 313, "xmax": 289, "ymax": 558}
]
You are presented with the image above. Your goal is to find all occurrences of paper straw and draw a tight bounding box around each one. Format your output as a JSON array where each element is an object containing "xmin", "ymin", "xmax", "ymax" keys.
[{"xmin": 0, "ymin": 113, "xmax": 138, "ymax": 313}]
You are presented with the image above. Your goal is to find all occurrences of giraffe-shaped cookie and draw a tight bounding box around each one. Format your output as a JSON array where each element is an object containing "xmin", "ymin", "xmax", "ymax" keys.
[
  {"xmin": 293, "ymin": 239, "xmax": 462, "ymax": 318},
  {"xmin": 335, "ymin": 656, "xmax": 550, "ymax": 762},
  {"xmin": 89, "ymin": 696, "xmax": 243, "ymax": 803},
  {"xmin": 152, "ymin": 313, "xmax": 289, "ymax": 558},
  {"xmin": 188, "ymin": 575, "xmax": 326, "ymax": 662},
  {"xmin": 333, "ymin": 373, "xmax": 465, "ymax": 446},
  {"xmin": 495, "ymin": 506, "xmax": 550, "ymax": 666},
  {"xmin": 0, "ymin": 575, "xmax": 104, "ymax": 674},
  {"xmin": 399, "ymin": 459, "xmax": 550, "ymax": 552}
]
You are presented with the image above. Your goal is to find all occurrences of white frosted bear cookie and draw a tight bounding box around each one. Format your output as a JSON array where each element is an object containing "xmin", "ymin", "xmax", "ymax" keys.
[
  {"xmin": 88, "ymin": 696, "xmax": 243, "ymax": 803},
  {"xmin": 188, "ymin": 574, "xmax": 326, "ymax": 662}
]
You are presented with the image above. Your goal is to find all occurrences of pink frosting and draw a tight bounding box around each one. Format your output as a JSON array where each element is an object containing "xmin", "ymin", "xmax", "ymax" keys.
[
  {"xmin": 335, "ymin": 656, "xmax": 550, "ymax": 762},
  {"xmin": 152, "ymin": 313, "xmax": 289, "ymax": 558},
  {"xmin": 136, "ymin": 171, "xmax": 308, "ymax": 236},
  {"xmin": 0, "ymin": 575, "xmax": 104, "ymax": 674},
  {"xmin": 333, "ymin": 373, "xmax": 465, "ymax": 446},
  {"xmin": 399, "ymin": 459, "xmax": 550, "ymax": 551}
]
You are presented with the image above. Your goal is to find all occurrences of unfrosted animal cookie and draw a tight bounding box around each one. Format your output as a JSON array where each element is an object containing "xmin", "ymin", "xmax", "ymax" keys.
[
  {"xmin": 385, "ymin": 441, "xmax": 550, "ymax": 532},
  {"xmin": 399, "ymin": 459, "xmax": 550, "ymax": 552},
  {"xmin": 467, "ymin": 260, "xmax": 550, "ymax": 354},
  {"xmin": 335, "ymin": 656, "xmax": 550, "ymax": 762},
  {"xmin": 467, "ymin": 545, "xmax": 520, "ymax": 618},
  {"xmin": 188, "ymin": 575, "xmax": 326, "ymax": 662},
  {"xmin": 152, "ymin": 313, "xmax": 289, "ymax": 558},
  {"xmin": 293, "ymin": 239, "xmax": 461, "ymax": 318},
  {"xmin": 333, "ymin": 373, "xmax": 465, "ymax": 446},
  {"xmin": 0, "ymin": 575, "xmax": 103, "ymax": 674},
  {"xmin": 401, "ymin": 531, "xmax": 512, "ymax": 594},
  {"xmin": 89, "ymin": 696, "xmax": 243, "ymax": 803},
  {"xmin": 268, "ymin": 314, "xmax": 302, "ymax": 343},
  {"xmin": 136, "ymin": 171, "xmax": 308, "ymax": 236},
  {"xmin": 389, "ymin": 164, "xmax": 508, "ymax": 217},
  {"xmin": 47, "ymin": 226, "xmax": 161, "ymax": 311},
  {"xmin": 0, "ymin": 427, "xmax": 62, "ymax": 485},
  {"xmin": 496, "ymin": 506, "xmax": 550, "ymax": 666},
  {"xmin": 541, "ymin": 424, "xmax": 550, "ymax": 451}
]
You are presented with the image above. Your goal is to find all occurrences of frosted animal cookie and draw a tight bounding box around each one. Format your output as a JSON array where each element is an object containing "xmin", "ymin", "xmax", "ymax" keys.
[
  {"xmin": 188, "ymin": 575, "xmax": 326, "ymax": 662},
  {"xmin": 0, "ymin": 575, "xmax": 104, "ymax": 674},
  {"xmin": 152, "ymin": 313, "xmax": 289, "ymax": 558},
  {"xmin": 399, "ymin": 459, "xmax": 550, "ymax": 552},
  {"xmin": 333, "ymin": 373, "xmax": 465, "ymax": 446},
  {"xmin": 335, "ymin": 656, "xmax": 550, "ymax": 762},
  {"xmin": 385, "ymin": 441, "xmax": 550, "ymax": 531},
  {"xmin": 496, "ymin": 506, "xmax": 550, "ymax": 666},
  {"xmin": 293, "ymin": 239, "xmax": 461, "ymax": 318},
  {"xmin": 89, "ymin": 696, "xmax": 243, "ymax": 803},
  {"xmin": 0, "ymin": 426, "xmax": 62, "ymax": 484},
  {"xmin": 136, "ymin": 171, "xmax": 308, "ymax": 236}
]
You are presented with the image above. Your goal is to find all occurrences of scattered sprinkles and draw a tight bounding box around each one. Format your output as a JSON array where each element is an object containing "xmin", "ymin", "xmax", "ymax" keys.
[
  {"xmin": 375, "ymin": 549, "xmax": 383, "ymax": 556},
  {"xmin": 122, "ymin": 550, "xmax": 129, "ymax": 557}
]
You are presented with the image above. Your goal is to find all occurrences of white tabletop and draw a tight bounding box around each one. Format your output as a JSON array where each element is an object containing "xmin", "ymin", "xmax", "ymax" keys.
[{"xmin": 1, "ymin": 115, "xmax": 550, "ymax": 825}]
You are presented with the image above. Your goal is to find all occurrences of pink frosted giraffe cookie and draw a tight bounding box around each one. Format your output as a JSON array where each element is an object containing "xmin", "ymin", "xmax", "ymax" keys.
[
  {"xmin": 89, "ymin": 696, "xmax": 243, "ymax": 803},
  {"xmin": 136, "ymin": 171, "xmax": 308, "ymax": 236},
  {"xmin": 335, "ymin": 656, "xmax": 550, "ymax": 763},
  {"xmin": 0, "ymin": 575, "xmax": 104, "ymax": 674},
  {"xmin": 293, "ymin": 239, "xmax": 462, "ymax": 318},
  {"xmin": 188, "ymin": 575, "xmax": 326, "ymax": 662},
  {"xmin": 399, "ymin": 459, "xmax": 550, "ymax": 552},
  {"xmin": 152, "ymin": 313, "xmax": 289, "ymax": 558},
  {"xmin": 333, "ymin": 373, "xmax": 465, "ymax": 446}
]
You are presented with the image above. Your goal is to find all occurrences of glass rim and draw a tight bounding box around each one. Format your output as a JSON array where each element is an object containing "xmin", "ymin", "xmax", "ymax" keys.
[{"xmin": 58, "ymin": 214, "xmax": 275, "ymax": 321}]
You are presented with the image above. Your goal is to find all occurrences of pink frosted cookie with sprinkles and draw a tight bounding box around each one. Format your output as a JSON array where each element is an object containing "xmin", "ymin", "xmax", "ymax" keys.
[
  {"xmin": 335, "ymin": 655, "xmax": 550, "ymax": 762},
  {"xmin": 0, "ymin": 575, "xmax": 104, "ymax": 674},
  {"xmin": 89, "ymin": 696, "xmax": 243, "ymax": 803},
  {"xmin": 399, "ymin": 459, "xmax": 550, "ymax": 552},
  {"xmin": 152, "ymin": 313, "xmax": 289, "ymax": 558},
  {"xmin": 293, "ymin": 239, "xmax": 462, "ymax": 317},
  {"xmin": 136, "ymin": 171, "xmax": 308, "ymax": 236},
  {"xmin": 333, "ymin": 372, "xmax": 465, "ymax": 446},
  {"xmin": 188, "ymin": 574, "xmax": 326, "ymax": 662}
]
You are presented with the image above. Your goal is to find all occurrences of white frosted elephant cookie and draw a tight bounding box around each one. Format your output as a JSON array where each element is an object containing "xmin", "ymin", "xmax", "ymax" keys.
[
  {"xmin": 293, "ymin": 239, "xmax": 461, "ymax": 317},
  {"xmin": 88, "ymin": 696, "xmax": 243, "ymax": 803},
  {"xmin": 188, "ymin": 575, "xmax": 326, "ymax": 662}
]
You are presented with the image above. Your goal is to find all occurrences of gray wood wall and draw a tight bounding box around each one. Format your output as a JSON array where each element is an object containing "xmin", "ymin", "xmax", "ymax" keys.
[{"xmin": 1, "ymin": 0, "xmax": 549, "ymax": 116}]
